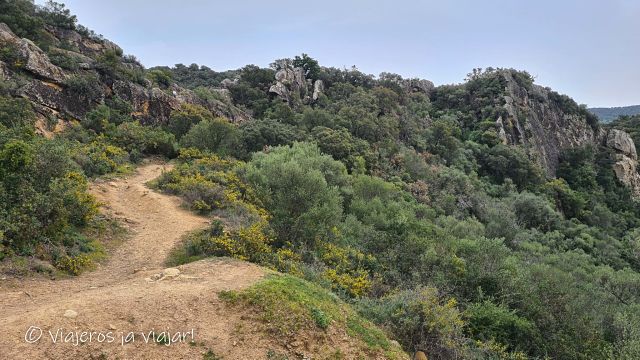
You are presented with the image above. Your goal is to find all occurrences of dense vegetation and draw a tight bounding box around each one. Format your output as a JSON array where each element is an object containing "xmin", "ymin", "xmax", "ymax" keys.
[
  {"xmin": 1, "ymin": 2, "xmax": 640, "ymax": 359},
  {"xmin": 153, "ymin": 65, "xmax": 640, "ymax": 359},
  {"xmin": 590, "ymin": 105, "xmax": 640, "ymax": 123},
  {"xmin": 609, "ymin": 114, "xmax": 640, "ymax": 147},
  {"xmin": 0, "ymin": 1, "xmax": 178, "ymax": 275}
]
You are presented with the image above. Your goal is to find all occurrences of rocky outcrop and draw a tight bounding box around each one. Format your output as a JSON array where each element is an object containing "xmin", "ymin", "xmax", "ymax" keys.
[
  {"xmin": 19, "ymin": 79, "xmax": 93, "ymax": 120},
  {"xmin": 0, "ymin": 22, "xmax": 250, "ymax": 126},
  {"xmin": 496, "ymin": 71, "xmax": 640, "ymax": 197},
  {"xmin": 606, "ymin": 130, "xmax": 640, "ymax": 196},
  {"xmin": 269, "ymin": 81, "xmax": 291, "ymax": 103},
  {"xmin": 312, "ymin": 79, "xmax": 324, "ymax": 101},
  {"xmin": 607, "ymin": 129, "xmax": 637, "ymax": 159},
  {"xmin": 398, "ymin": 78, "xmax": 435, "ymax": 95},
  {"xmin": 44, "ymin": 25, "xmax": 121, "ymax": 59},
  {"xmin": 0, "ymin": 23, "xmax": 66, "ymax": 83},
  {"xmin": 111, "ymin": 81, "xmax": 250, "ymax": 124},
  {"xmin": 498, "ymin": 71, "xmax": 598, "ymax": 175},
  {"xmin": 268, "ymin": 60, "xmax": 324, "ymax": 105}
]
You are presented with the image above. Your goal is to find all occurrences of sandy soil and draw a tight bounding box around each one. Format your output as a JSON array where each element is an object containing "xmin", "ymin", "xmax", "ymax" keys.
[{"xmin": 0, "ymin": 162, "xmax": 269, "ymax": 359}]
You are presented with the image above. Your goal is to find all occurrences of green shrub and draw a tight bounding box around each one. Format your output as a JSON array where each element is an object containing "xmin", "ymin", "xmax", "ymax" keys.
[
  {"xmin": 0, "ymin": 42, "xmax": 22, "ymax": 69},
  {"xmin": 466, "ymin": 301, "xmax": 538, "ymax": 353},
  {"xmin": 180, "ymin": 117, "xmax": 239, "ymax": 155},
  {"xmin": 0, "ymin": 96, "xmax": 36, "ymax": 128},
  {"xmin": 358, "ymin": 287, "xmax": 467, "ymax": 359},
  {"xmin": 243, "ymin": 142, "xmax": 347, "ymax": 247},
  {"xmin": 166, "ymin": 104, "xmax": 212, "ymax": 140},
  {"xmin": 111, "ymin": 122, "xmax": 177, "ymax": 158},
  {"xmin": 73, "ymin": 140, "xmax": 129, "ymax": 177},
  {"xmin": 49, "ymin": 50, "xmax": 80, "ymax": 70},
  {"xmin": 64, "ymin": 74, "xmax": 103, "ymax": 101},
  {"xmin": 146, "ymin": 69, "xmax": 172, "ymax": 88}
]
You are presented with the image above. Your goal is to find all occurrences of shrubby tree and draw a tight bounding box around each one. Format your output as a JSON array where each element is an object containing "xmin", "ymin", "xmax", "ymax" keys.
[
  {"xmin": 243, "ymin": 143, "xmax": 347, "ymax": 247},
  {"xmin": 180, "ymin": 117, "xmax": 238, "ymax": 156},
  {"xmin": 166, "ymin": 104, "xmax": 213, "ymax": 140}
]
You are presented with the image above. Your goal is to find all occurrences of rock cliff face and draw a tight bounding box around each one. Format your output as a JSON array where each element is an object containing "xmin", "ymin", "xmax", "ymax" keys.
[
  {"xmin": 606, "ymin": 129, "xmax": 640, "ymax": 196},
  {"xmin": 0, "ymin": 22, "xmax": 250, "ymax": 130},
  {"xmin": 269, "ymin": 60, "xmax": 324, "ymax": 106},
  {"xmin": 497, "ymin": 71, "xmax": 640, "ymax": 196}
]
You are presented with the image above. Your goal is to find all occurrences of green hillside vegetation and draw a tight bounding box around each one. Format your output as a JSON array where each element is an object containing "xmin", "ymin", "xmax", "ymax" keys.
[
  {"xmin": 590, "ymin": 105, "xmax": 640, "ymax": 123},
  {"xmin": 1, "ymin": 1, "xmax": 640, "ymax": 359},
  {"xmin": 609, "ymin": 114, "xmax": 640, "ymax": 147}
]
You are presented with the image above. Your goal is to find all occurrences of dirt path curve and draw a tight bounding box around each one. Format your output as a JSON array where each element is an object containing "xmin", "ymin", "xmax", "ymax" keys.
[{"xmin": 0, "ymin": 161, "xmax": 267, "ymax": 359}]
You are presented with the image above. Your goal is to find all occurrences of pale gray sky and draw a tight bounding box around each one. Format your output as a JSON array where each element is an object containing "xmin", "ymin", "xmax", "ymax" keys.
[{"xmin": 41, "ymin": 0, "xmax": 640, "ymax": 107}]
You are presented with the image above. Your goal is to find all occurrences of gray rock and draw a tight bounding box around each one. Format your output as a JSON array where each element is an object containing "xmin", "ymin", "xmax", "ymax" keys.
[
  {"xmin": 162, "ymin": 268, "xmax": 181, "ymax": 278},
  {"xmin": 312, "ymin": 79, "xmax": 324, "ymax": 101},
  {"xmin": 607, "ymin": 129, "xmax": 637, "ymax": 160},
  {"xmin": 269, "ymin": 63, "xmax": 309, "ymax": 105},
  {"xmin": 498, "ymin": 71, "xmax": 599, "ymax": 175},
  {"xmin": 0, "ymin": 23, "xmax": 66, "ymax": 83},
  {"xmin": 496, "ymin": 70, "xmax": 640, "ymax": 198},
  {"xmin": 269, "ymin": 82, "xmax": 290, "ymax": 103},
  {"xmin": 0, "ymin": 61, "xmax": 6, "ymax": 80},
  {"xmin": 220, "ymin": 78, "xmax": 237, "ymax": 88}
]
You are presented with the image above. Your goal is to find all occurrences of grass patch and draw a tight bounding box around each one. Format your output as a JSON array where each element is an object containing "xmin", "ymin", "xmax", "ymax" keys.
[
  {"xmin": 220, "ymin": 274, "xmax": 406, "ymax": 359},
  {"xmin": 165, "ymin": 230, "xmax": 208, "ymax": 266}
]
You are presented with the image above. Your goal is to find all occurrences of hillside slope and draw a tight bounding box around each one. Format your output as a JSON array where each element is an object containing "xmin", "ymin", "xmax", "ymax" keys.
[
  {"xmin": 0, "ymin": 162, "xmax": 405, "ymax": 359},
  {"xmin": 589, "ymin": 105, "xmax": 640, "ymax": 122},
  {"xmin": 2, "ymin": 2, "xmax": 640, "ymax": 359}
]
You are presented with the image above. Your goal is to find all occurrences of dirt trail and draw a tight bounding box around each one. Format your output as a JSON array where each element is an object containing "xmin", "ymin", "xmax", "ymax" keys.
[{"xmin": 0, "ymin": 162, "xmax": 267, "ymax": 359}]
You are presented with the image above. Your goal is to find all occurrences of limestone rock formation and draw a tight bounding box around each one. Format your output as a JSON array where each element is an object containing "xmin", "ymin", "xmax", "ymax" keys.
[{"xmin": 44, "ymin": 24, "xmax": 122, "ymax": 59}]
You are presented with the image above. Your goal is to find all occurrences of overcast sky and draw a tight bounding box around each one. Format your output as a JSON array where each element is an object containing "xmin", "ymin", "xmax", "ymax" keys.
[{"xmin": 39, "ymin": 0, "xmax": 639, "ymax": 107}]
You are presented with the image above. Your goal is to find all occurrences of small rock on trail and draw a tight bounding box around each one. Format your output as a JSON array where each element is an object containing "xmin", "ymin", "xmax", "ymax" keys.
[{"xmin": 63, "ymin": 309, "xmax": 78, "ymax": 318}]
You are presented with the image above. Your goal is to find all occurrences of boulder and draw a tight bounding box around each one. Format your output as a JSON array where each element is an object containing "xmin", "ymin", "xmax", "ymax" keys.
[
  {"xmin": 269, "ymin": 82, "xmax": 290, "ymax": 103},
  {"xmin": 405, "ymin": 79, "xmax": 435, "ymax": 94},
  {"xmin": 312, "ymin": 79, "xmax": 324, "ymax": 101},
  {"xmin": 269, "ymin": 60, "xmax": 308, "ymax": 104},
  {"xmin": 607, "ymin": 129, "xmax": 637, "ymax": 160},
  {"xmin": 220, "ymin": 78, "xmax": 237, "ymax": 88},
  {"xmin": 63, "ymin": 309, "xmax": 78, "ymax": 319},
  {"xmin": 0, "ymin": 23, "xmax": 66, "ymax": 83},
  {"xmin": 162, "ymin": 268, "xmax": 181, "ymax": 278},
  {"xmin": 611, "ymin": 156, "xmax": 640, "ymax": 195},
  {"xmin": 603, "ymin": 129, "xmax": 640, "ymax": 197}
]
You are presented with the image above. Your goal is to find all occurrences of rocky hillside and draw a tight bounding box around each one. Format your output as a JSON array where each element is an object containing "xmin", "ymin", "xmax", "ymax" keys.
[
  {"xmin": 0, "ymin": 22, "xmax": 249, "ymax": 135},
  {"xmin": 590, "ymin": 105, "xmax": 640, "ymax": 123},
  {"xmin": 2, "ymin": 13, "xmax": 639, "ymax": 198},
  {"xmin": 4, "ymin": 3, "xmax": 640, "ymax": 358},
  {"xmin": 497, "ymin": 71, "xmax": 640, "ymax": 196}
]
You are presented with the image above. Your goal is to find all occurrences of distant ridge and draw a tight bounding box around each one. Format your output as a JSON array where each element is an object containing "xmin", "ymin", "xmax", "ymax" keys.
[{"xmin": 589, "ymin": 105, "xmax": 640, "ymax": 122}]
